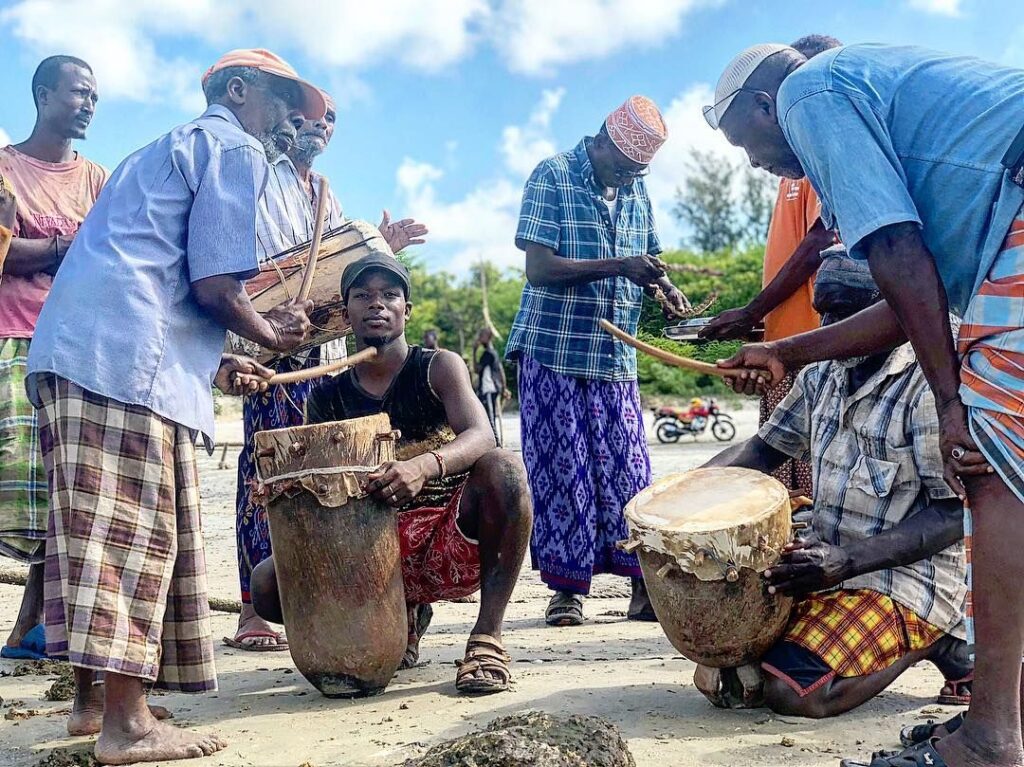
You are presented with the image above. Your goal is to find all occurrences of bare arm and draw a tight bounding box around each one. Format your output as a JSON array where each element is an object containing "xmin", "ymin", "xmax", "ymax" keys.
[
  {"xmin": 701, "ymin": 220, "xmax": 833, "ymax": 341},
  {"xmin": 3, "ymin": 235, "xmax": 72, "ymax": 277},
  {"xmin": 523, "ymin": 241, "xmax": 663, "ymax": 289},
  {"xmin": 766, "ymin": 497, "xmax": 964, "ymax": 596},
  {"xmin": 423, "ymin": 350, "xmax": 497, "ymax": 475},
  {"xmin": 191, "ymin": 274, "xmax": 311, "ymax": 352},
  {"xmin": 701, "ymin": 435, "xmax": 790, "ymax": 475}
]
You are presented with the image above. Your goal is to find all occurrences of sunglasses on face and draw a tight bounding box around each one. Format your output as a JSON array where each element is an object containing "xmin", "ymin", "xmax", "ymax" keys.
[{"xmin": 702, "ymin": 87, "xmax": 772, "ymax": 130}]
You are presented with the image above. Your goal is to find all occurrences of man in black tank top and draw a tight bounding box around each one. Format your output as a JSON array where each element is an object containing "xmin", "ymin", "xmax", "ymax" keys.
[{"xmin": 251, "ymin": 254, "xmax": 532, "ymax": 695}]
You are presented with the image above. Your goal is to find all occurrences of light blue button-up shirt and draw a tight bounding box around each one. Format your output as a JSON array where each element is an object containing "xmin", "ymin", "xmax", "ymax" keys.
[
  {"xmin": 777, "ymin": 44, "xmax": 1024, "ymax": 314},
  {"xmin": 28, "ymin": 105, "xmax": 268, "ymax": 445}
]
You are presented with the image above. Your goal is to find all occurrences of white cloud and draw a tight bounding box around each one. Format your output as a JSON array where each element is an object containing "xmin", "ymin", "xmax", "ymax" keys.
[
  {"xmin": 0, "ymin": 129, "xmax": 10, "ymax": 148},
  {"xmin": 0, "ymin": 0, "xmax": 226, "ymax": 112},
  {"xmin": 396, "ymin": 89, "xmax": 569, "ymax": 273},
  {"xmin": 645, "ymin": 83, "xmax": 747, "ymax": 247},
  {"xmin": 500, "ymin": 87, "xmax": 565, "ymax": 177},
  {"xmin": 490, "ymin": 0, "xmax": 717, "ymax": 75},
  {"xmin": 907, "ymin": 0, "xmax": 963, "ymax": 16}
]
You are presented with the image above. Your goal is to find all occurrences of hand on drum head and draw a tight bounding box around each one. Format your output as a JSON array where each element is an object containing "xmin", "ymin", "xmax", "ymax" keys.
[
  {"xmin": 215, "ymin": 354, "xmax": 275, "ymax": 396},
  {"xmin": 763, "ymin": 534, "xmax": 852, "ymax": 597},
  {"xmin": 717, "ymin": 342, "xmax": 786, "ymax": 396},
  {"xmin": 365, "ymin": 458, "xmax": 430, "ymax": 507},
  {"xmin": 262, "ymin": 297, "xmax": 314, "ymax": 352}
]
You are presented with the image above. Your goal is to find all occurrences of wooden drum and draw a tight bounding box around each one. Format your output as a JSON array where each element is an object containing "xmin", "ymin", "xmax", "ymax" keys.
[
  {"xmin": 623, "ymin": 467, "xmax": 794, "ymax": 668},
  {"xmin": 239, "ymin": 220, "xmax": 394, "ymax": 363},
  {"xmin": 255, "ymin": 413, "xmax": 407, "ymax": 697}
]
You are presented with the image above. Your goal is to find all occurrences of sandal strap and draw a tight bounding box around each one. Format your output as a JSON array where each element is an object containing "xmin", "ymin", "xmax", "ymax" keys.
[{"xmin": 465, "ymin": 634, "xmax": 509, "ymax": 659}]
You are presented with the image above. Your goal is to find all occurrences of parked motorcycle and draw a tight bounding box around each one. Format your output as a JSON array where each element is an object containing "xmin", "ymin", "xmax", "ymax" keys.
[{"xmin": 652, "ymin": 398, "xmax": 736, "ymax": 443}]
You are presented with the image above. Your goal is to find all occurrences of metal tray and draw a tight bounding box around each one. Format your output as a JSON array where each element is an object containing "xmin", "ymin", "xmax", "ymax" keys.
[{"xmin": 663, "ymin": 316, "xmax": 764, "ymax": 342}]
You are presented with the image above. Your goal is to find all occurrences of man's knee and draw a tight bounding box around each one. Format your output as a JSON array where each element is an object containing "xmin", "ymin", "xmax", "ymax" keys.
[
  {"xmin": 762, "ymin": 674, "xmax": 832, "ymax": 719},
  {"xmin": 251, "ymin": 557, "xmax": 283, "ymax": 624},
  {"xmin": 472, "ymin": 449, "xmax": 530, "ymax": 507}
]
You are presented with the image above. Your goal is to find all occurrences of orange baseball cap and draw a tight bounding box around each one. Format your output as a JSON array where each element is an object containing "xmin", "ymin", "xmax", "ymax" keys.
[{"xmin": 202, "ymin": 48, "xmax": 326, "ymax": 119}]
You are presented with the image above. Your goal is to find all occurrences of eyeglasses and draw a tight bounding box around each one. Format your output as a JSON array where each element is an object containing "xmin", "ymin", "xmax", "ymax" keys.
[{"xmin": 702, "ymin": 87, "xmax": 771, "ymax": 130}]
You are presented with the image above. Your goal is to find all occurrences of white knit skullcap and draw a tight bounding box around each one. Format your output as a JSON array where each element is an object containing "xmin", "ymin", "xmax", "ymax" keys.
[{"xmin": 707, "ymin": 43, "xmax": 794, "ymax": 129}]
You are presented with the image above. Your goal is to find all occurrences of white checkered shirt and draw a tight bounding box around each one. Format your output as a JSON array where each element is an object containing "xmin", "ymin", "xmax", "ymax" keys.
[{"xmin": 759, "ymin": 344, "xmax": 967, "ymax": 636}]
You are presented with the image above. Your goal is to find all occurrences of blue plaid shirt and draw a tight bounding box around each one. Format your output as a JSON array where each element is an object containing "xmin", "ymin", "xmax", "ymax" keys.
[{"xmin": 505, "ymin": 138, "xmax": 661, "ymax": 381}]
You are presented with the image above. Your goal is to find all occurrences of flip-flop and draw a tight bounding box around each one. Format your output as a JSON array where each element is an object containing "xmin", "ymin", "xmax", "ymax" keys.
[
  {"xmin": 545, "ymin": 592, "xmax": 584, "ymax": 627},
  {"xmin": 841, "ymin": 740, "xmax": 948, "ymax": 767},
  {"xmin": 899, "ymin": 711, "xmax": 966, "ymax": 748},
  {"xmin": 1, "ymin": 624, "xmax": 49, "ymax": 660},
  {"xmin": 222, "ymin": 630, "xmax": 289, "ymax": 652},
  {"xmin": 936, "ymin": 673, "xmax": 973, "ymax": 705}
]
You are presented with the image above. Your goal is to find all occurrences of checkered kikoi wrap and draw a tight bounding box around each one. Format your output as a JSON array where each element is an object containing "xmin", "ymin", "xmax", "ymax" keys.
[
  {"xmin": 957, "ymin": 205, "xmax": 1024, "ymax": 654},
  {"xmin": 37, "ymin": 375, "xmax": 217, "ymax": 692},
  {"xmin": 0, "ymin": 338, "xmax": 48, "ymax": 563},
  {"xmin": 783, "ymin": 589, "xmax": 944, "ymax": 679}
]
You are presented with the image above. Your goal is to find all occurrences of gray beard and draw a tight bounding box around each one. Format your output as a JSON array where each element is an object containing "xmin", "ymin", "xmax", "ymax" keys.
[
  {"xmin": 256, "ymin": 132, "xmax": 283, "ymax": 161},
  {"xmin": 291, "ymin": 138, "xmax": 323, "ymax": 166}
]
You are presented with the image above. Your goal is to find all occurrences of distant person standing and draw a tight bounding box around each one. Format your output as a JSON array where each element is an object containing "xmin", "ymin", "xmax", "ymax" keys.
[
  {"xmin": 507, "ymin": 96, "xmax": 688, "ymax": 627},
  {"xmin": 474, "ymin": 327, "xmax": 506, "ymax": 446},
  {"xmin": 0, "ymin": 55, "xmax": 107, "ymax": 659},
  {"xmin": 423, "ymin": 328, "xmax": 441, "ymax": 350}
]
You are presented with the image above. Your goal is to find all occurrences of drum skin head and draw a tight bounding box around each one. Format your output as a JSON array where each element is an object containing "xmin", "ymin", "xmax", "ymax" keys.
[{"xmin": 624, "ymin": 467, "xmax": 791, "ymax": 582}]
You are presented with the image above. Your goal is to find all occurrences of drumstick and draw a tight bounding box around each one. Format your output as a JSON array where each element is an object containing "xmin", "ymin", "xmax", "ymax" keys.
[
  {"xmin": 598, "ymin": 319, "xmax": 759, "ymax": 380},
  {"xmin": 267, "ymin": 346, "xmax": 377, "ymax": 385},
  {"xmin": 297, "ymin": 176, "xmax": 330, "ymax": 304}
]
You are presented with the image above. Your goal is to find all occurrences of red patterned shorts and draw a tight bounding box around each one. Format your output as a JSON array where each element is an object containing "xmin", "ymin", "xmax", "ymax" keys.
[{"xmin": 398, "ymin": 483, "xmax": 480, "ymax": 605}]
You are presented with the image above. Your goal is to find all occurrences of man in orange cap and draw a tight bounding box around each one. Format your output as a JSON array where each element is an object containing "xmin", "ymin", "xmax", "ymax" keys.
[
  {"xmin": 25, "ymin": 48, "xmax": 323, "ymax": 764},
  {"xmin": 507, "ymin": 96, "xmax": 689, "ymax": 627}
]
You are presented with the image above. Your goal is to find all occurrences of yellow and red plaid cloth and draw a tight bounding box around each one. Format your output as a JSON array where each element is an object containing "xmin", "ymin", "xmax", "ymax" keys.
[{"xmin": 782, "ymin": 589, "xmax": 944, "ymax": 679}]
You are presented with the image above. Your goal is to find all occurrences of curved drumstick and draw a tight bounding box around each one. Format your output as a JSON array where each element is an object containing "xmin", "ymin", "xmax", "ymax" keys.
[
  {"xmin": 268, "ymin": 346, "xmax": 377, "ymax": 385},
  {"xmin": 297, "ymin": 176, "xmax": 330, "ymax": 304},
  {"xmin": 598, "ymin": 319, "xmax": 760, "ymax": 380}
]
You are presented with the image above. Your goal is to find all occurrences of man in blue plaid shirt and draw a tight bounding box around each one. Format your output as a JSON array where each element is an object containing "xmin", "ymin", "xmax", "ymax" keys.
[{"xmin": 506, "ymin": 96, "xmax": 688, "ymax": 626}]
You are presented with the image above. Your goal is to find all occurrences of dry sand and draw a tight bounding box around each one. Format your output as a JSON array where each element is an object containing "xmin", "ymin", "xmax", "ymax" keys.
[{"xmin": 0, "ymin": 402, "xmax": 964, "ymax": 766}]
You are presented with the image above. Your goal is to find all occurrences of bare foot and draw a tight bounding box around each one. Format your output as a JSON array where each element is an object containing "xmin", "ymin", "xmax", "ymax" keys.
[
  {"xmin": 68, "ymin": 702, "xmax": 173, "ymax": 737},
  {"xmin": 95, "ymin": 719, "xmax": 226, "ymax": 765},
  {"xmin": 935, "ymin": 721, "xmax": 1024, "ymax": 767},
  {"xmin": 227, "ymin": 604, "xmax": 286, "ymax": 650}
]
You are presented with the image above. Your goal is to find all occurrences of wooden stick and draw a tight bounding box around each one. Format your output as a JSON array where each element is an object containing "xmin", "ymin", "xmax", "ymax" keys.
[
  {"xmin": 297, "ymin": 176, "xmax": 330, "ymax": 304},
  {"xmin": 267, "ymin": 346, "xmax": 377, "ymax": 385},
  {"xmin": 598, "ymin": 319, "xmax": 757, "ymax": 380}
]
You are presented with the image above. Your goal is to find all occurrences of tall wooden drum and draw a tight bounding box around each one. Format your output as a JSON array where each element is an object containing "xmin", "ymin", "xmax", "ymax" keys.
[
  {"xmin": 623, "ymin": 467, "xmax": 794, "ymax": 668},
  {"xmin": 255, "ymin": 413, "xmax": 407, "ymax": 697}
]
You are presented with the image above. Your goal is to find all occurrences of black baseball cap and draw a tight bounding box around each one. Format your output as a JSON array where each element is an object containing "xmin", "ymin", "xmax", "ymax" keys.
[{"xmin": 340, "ymin": 253, "xmax": 412, "ymax": 300}]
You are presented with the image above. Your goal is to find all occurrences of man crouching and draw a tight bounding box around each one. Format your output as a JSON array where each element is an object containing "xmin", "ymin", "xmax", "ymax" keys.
[
  {"xmin": 251, "ymin": 253, "xmax": 532, "ymax": 694},
  {"xmin": 694, "ymin": 250, "xmax": 972, "ymax": 718}
]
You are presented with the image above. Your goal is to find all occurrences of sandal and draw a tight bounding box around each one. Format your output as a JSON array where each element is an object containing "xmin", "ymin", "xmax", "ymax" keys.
[
  {"xmin": 222, "ymin": 630, "xmax": 288, "ymax": 652},
  {"xmin": 545, "ymin": 591, "xmax": 584, "ymax": 626},
  {"xmin": 899, "ymin": 712, "xmax": 966, "ymax": 748},
  {"xmin": 455, "ymin": 634, "xmax": 511, "ymax": 695},
  {"xmin": 399, "ymin": 603, "xmax": 434, "ymax": 670},
  {"xmin": 841, "ymin": 740, "xmax": 948, "ymax": 767},
  {"xmin": 937, "ymin": 673, "xmax": 973, "ymax": 706}
]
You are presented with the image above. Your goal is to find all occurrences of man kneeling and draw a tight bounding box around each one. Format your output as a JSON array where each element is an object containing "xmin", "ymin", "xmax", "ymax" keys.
[
  {"xmin": 695, "ymin": 251, "xmax": 972, "ymax": 718},
  {"xmin": 251, "ymin": 253, "xmax": 532, "ymax": 695}
]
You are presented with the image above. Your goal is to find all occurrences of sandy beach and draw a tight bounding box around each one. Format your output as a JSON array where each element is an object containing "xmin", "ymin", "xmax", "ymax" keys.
[{"xmin": 0, "ymin": 402, "xmax": 964, "ymax": 767}]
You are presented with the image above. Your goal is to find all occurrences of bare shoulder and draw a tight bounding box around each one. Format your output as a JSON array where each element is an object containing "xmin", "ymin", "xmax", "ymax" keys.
[{"xmin": 427, "ymin": 349, "xmax": 473, "ymax": 393}]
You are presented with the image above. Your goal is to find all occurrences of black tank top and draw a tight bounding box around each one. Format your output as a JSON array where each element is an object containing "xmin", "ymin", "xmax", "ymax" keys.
[{"xmin": 305, "ymin": 345, "xmax": 465, "ymax": 507}]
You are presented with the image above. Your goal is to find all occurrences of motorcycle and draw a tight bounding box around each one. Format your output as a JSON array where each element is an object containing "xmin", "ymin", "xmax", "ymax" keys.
[{"xmin": 652, "ymin": 398, "xmax": 736, "ymax": 443}]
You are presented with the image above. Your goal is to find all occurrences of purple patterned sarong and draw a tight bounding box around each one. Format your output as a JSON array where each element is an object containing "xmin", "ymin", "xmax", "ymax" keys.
[{"xmin": 518, "ymin": 354, "xmax": 651, "ymax": 594}]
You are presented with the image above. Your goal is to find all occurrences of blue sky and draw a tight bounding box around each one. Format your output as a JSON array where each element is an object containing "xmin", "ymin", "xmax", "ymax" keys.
[{"xmin": 1, "ymin": 0, "xmax": 1021, "ymax": 273}]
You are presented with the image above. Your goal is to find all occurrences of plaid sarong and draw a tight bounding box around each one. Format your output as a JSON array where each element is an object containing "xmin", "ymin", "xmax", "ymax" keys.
[
  {"xmin": 779, "ymin": 589, "xmax": 944, "ymax": 680},
  {"xmin": 0, "ymin": 338, "xmax": 47, "ymax": 564},
  {"xmin": 957, "ymin": 206, "xmax": 1024, "ymax": 652},
  {"xmin": 36, "ymin": 375, "xmax": 217, "ymax": 692}
]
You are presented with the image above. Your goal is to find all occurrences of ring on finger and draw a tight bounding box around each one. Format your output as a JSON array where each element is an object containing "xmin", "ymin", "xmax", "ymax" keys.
[{"xmin": 951, "ymin": 446, "xmax": 966, "ymax": 461}]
